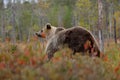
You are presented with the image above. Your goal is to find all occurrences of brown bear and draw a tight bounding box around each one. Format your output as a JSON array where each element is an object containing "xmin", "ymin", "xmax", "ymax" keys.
[
  {"xmin": 35, "ymin": 23, "xmax": 65, "ymax": 41},
  {"xmin": 35, "ymin": 23, "xmax": 101, "ymax": 60},
  {"xmin": 45, "ymin": 26, "xmax": 101, "ymax": 60}
]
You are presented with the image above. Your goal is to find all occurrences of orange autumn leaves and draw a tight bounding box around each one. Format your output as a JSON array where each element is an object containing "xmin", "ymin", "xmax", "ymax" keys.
[
  {"xmin": 84, "ymin": 40, "xmax": 91, "ymax": 50},
  {"xmin": 0, "ymin": 42, "xmax": 119, "ymax": 80},
  {"xmin": 114, "ymin": 63, "xmax": 120, "ymax": 73},
  {"xmin": 0, "ymin": 61, "xmax": 6, "ymax": 70}
]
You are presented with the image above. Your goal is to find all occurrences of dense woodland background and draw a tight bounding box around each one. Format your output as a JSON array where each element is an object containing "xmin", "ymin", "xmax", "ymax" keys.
[{"xmin": 0, "ymin": 0, "xmax": 120, "ymax": 50}]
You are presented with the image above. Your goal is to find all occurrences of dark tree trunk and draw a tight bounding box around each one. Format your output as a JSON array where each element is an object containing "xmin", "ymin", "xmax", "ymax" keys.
[{"xmin": 113, "ymin": 16, "xmax": 117, "ymax": 44}]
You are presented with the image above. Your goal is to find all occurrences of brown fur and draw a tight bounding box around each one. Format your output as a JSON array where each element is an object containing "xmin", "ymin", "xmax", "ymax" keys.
[
  {"xmin": 46, "ymin": 27, "xmax": 101, "ymax": 60},
  {"xmin": 55, "ymin": 27, "xmax": 65, "ymax": 34}
]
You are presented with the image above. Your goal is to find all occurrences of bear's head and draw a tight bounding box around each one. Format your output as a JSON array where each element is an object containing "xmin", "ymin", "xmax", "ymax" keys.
[
  {"xmin": 35, "ymin": 23, "xmax": 65, "ymax": 40},
  {"xmin": 35, "ymin": 23, "xmax": 57, "ymax": 40}
]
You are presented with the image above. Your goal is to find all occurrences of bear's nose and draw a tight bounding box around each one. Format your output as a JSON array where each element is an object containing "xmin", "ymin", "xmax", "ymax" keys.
[
  {"xmin": 35, "ymin": 32, "xmax": 39, "ymax": 35},
  {"xmin": 35, "ymin": 32, "xmax": 42, "ymax": 37}
]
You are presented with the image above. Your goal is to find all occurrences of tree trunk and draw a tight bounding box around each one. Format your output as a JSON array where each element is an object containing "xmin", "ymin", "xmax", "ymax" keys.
[
  {"xmin": 98, "ymin": 0, "xmax": 104, "ymax": 52},
  {"xmin": 58, "ymin": 6, "xmax": 63, "ymax": 27},
  {"xmin": 16, "ymin": 2, "xmax": 22, "ymax": 41},
  {"xmin": 17, "ymin": 20, "xmax": 23, "ymax": 41},
  {"xmin": 105, "ymin": 1, "xmax": 109, "ymax": 46},
  {"xmin": 11, "ymin": 1, "xmax": 16, "ymax": 43},
  {"xmin": 1, "ymin": 11, "xmax": 6, "ymax": 42},
  {"xmin": 113, "ymin": 15, "xmax": 117, "ymax": 44},
  {"xmin": 109, "ymin": 2, "xmax": 113, "ymax": 39},
  {"xmin": 0, "ymin": 0, "xmax": 5, "ymax": 41}
]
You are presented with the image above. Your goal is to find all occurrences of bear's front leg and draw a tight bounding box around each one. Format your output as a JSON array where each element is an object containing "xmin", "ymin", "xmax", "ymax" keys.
[
  {"xmin": 47, "ymin": 48, "xmax": 58, "ymax": 61},
  {"xmin": 72, "ymin": 50, "xmax": 76, "ymax": 55},
  {"xmin": 48, "ymin": 53, "xmax": 54, "ymax": 61}
]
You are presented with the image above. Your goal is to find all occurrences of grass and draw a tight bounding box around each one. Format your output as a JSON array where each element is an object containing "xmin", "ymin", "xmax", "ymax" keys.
[{"xmin": 0, "ymin": 39, "xmax": 120, "ymax": 80}]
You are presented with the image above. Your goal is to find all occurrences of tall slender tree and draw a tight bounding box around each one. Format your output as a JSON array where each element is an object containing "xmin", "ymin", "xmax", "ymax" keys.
[
  {"xmin": 113, "ymin": 10, "xmax": 117, "ymax": 44},
  {"xmin": 0, "ymin": 0, "xmax": 6, "ymax": 41},
  {"xmin": 98, "ymin": 0, "xmax": 104, "ymax": 52},
  {"xmin": 11, "ymin": 0, "xmax": 16, "ymax": 43}
]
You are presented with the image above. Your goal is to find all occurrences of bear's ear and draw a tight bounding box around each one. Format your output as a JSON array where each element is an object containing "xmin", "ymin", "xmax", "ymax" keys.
[{"xmin": 46, "ymin": 23, "xmax": 51, "ymax": 30}]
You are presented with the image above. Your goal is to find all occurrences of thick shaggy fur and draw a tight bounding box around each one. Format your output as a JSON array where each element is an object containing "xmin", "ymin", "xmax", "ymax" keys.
[
  {"xmin": 35, "ymin": 23, "xmax": 65, "ymax": 40},
  {"xmin": 45, "ymin": 27, "xmax": 101, "ymax": 60}
]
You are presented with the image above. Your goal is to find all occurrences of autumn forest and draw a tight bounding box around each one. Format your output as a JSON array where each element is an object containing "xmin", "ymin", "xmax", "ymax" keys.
[{"xmin": 0, "ymin": 0, "xmax": 120, "ymax": 80}]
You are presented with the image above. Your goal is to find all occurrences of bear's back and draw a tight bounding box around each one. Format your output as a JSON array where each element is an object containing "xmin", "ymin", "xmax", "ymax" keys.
[
  {"xmin": 57, "ymin": 27, "xmax": 95, "ymax": 52},
  {"xmin": 58, "ymin": 27, "xmax": 91, "ymax": 41}
]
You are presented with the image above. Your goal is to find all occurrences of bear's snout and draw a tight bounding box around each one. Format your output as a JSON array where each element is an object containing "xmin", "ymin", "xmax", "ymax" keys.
[
  {"xmin": 35, "ymin": 32, "xmax": 41, "ymax": 37},
  {"xmin": 35, "ymin": 32, "xmax": 46, "ymax": 38}
]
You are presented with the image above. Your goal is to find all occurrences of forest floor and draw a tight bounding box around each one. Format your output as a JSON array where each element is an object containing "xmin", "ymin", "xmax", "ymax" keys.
[{"xmin": 0, "ymin": 39, "xmax": 120, "ymax": 80}]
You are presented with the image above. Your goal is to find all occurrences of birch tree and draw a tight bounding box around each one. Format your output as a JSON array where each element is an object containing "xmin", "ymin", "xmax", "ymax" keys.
[{"xmin": 98, "ymin": 0, "xmax": 104, "ymax": 52}]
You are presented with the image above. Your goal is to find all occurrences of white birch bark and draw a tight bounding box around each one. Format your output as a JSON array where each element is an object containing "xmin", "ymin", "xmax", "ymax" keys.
[{"xmin": 98, "ymin": 0, "xmax": 104, "ymax": 52}]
